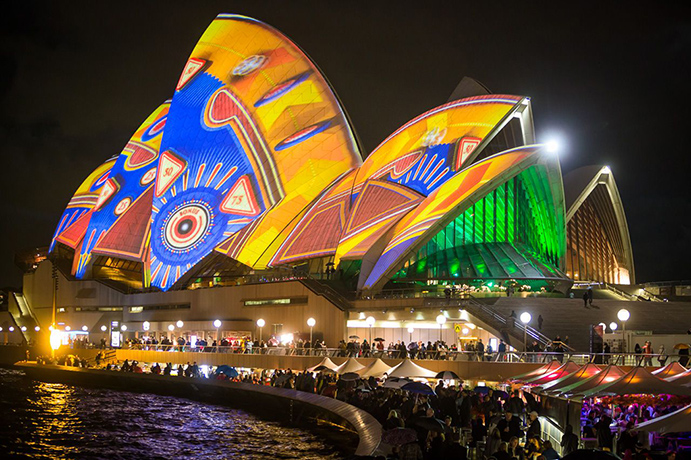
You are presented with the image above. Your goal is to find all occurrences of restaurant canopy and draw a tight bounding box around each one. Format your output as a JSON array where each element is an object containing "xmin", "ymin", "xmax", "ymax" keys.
[
  {"xmin": 556, "ymin": 365, "xmax": 626, "ymax": 396},
  {"xmin": 525, "ymin": 361, "xmax": 581, "ymax": 386},
  {"xmin": 387, "ymin": 359, "xmax": 437, "ymax": 378},
  {"xmin": 357, "ymin": 358, "xmax": 393, "ymax": 378},
  {"xmin": 666, "ymin": 368, "xmax": 691, "ymax": 385},
  {"xmin": 540, "ymin": 363, "xmax": 602, "ymax": 394},
  {"xmin": 652, "ymin": 362, "xmax": 687, "ymax": 378},
  {"xmin": 510, "ymin": 360, "xmax": 562, "ymax": 383},
  {"xmin": 334, "ymin": 358, "xmax": 365, "ymax": 374},
  {"xmin": 306, "ymin": 357, "xmax": 339, "ymax": 372},
  {"xmin": 579, "ymin": 366, "xmax": 691, "ymax": 397},
  {"xmin": 635, "ymin": 404, "xmax": 691, "ymax": 434}
]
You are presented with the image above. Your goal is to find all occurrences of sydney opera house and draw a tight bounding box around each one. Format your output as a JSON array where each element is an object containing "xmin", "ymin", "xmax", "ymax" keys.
[{"xmin": 8, "ymin": 15, "xmax": 636, "ymax": 349}]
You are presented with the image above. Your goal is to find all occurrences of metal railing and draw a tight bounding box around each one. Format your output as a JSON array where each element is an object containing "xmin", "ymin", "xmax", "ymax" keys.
[{"xmin": 111, "ymin": 343, "xmax": 683, "ymax": 366}]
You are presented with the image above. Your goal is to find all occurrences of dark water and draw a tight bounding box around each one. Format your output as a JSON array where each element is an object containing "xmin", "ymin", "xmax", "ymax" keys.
[{"xmin": 0, "ymin": 368, "xmax": 344, "ymax": 459}]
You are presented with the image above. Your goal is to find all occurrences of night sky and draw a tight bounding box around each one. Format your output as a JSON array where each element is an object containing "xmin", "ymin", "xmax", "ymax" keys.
[{"xmin": 1, "ymin": 2, "xmax": 690, "ymax": 287}]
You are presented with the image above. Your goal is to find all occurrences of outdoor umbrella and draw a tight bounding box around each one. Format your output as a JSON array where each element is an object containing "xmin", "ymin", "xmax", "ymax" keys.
[
  {"xmin": 634, "ymin": 403, "xmax": 691, "ymax": 433},
  {"xmin": 374, "ymin": 337, "xmax": 385, "ymax": 342},
  {"xmin": 435, "ymin": 370, "xmax": 461, "ymax": 380},
  {"xmin": 340, "ymin": 372, "xmax": 360, "ymax": 381},
  {"xmin": 673, "ymin": 343, "xmax": 690, "ymax": 350},
  {"xmin": 381, "ymin": 428, "xmax": 417, "ymax": 446},
  {"xmin": 562, "ymin": 449, "xmax": 621, "ymax": 460},
  {"xmin": 401, "ymin": 382, "xmax": 436, "ymax": 395},
  {"xmin": 349, "ymin": 335, "xmax": 360, "ymax": 339},
  {"xmin": 666, "ymin": 368, "xmax": 691, "ymax": 385},
  {"xmin": 216, "ymin": 365, "xmax": 238, "ymax": 378},
  {"xmin": 413, "ymin": 416, "xmax": 446, "ymax": 433},
  {"xmin": 474, "ymin": 386, "xmax": 490, "ymax": 394}
]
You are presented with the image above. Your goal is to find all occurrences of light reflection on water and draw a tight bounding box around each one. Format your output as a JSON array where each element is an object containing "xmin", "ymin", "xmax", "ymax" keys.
[{"xmin": 0, "ymin": 368, "xmax": 342, "ymax": 459}]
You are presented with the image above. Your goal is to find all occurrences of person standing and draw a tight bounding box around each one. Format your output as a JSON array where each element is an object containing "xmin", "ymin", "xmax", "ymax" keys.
[
  {"xmin": 658, "ymin": 344, "xmax": 668, "ymax": 366},
  {"xmin": 587, "ymin": 287, "xmax": 594, "ymax": 306},
  {"xmin": 561, "ymin": 424, "xmax": 579, "ymax": 456},
  {"xmin": 583, "ymin": 292, "xmax": 589, "ymax": 307},
  {"xmin": 476, "ymin": 339, "xmax": 485, "ymax": 362},
  {"xmin": 526, "ymin": 411, "xmax": 541, "ymax": 440},
  {"xmin": 643, "ymin": 341, "xmax": 653, "ymax": 366}
]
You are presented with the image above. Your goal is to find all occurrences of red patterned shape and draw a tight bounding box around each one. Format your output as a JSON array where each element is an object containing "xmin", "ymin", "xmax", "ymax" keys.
[
  {"xmin": 176, "ymin": 58, "xmax": 207, "ymax": 90},
  {"xmin": 220, "ymin": 176, "xmax": 260, "ymax": 216},
  {"xmin": 345, "ymin": 180, "xmax": 423, "ymax": 236},
  {"xmin": 55, "ymin": 211, "xmax": 93, "ymax": 249},
  {"xmin": 94, "ymin": 178, "xmax": 119, "ymax": 211},
  {"xmin": 454, "ymin": 136, "xmax": 482, "ymax": 171},
  {"xmin": 125, "ymin": 142, "xmax": 158, "ymax": 169},
  {"xmin": 92, "ymin": 187, "xmax": 155, "ymax": 261},
  {"xmin": 277, "ymin": 202, "xmax": 345, "ymax": 262},
  {"xmin": 155, "ymin": 150, "xmax": 187, "ymax": 197}
]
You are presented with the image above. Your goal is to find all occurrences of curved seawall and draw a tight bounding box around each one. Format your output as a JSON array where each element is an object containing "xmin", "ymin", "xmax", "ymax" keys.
[{"xmin": 17, "ymin": 363, "xmax": 381, "ymax": 457}]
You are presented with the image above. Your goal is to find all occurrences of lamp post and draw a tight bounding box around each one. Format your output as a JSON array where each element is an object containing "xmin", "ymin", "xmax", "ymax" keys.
[
  {"xmin": 366, "ymin": 316, "xmax": 375, "ymax": 345},
  {"xmin": 307, "ymin": 318, "xmax": 316, "ymax": 352},
  {"xmin": 213, "ymin": 320, "xmax": 221, "ymax": 352},
  {"xmin": 520, "ymin": 312, "xmax": 532, "ymax": 352},
  {"xmin": 256, "ymin": 318, "xmax": 265, "ymax": 343},
  {"xmin": 408, "ymin": 326, "xmax": 414, "ymax": 343},
  {"xmin": 617, "ymin": 309, "xmax": 630, "ymax": 354},
  {"xmin": 436, "ymin": 314, "xmax": 446, "ymax": 342},
  {"xmin": 143, "ymin": 321, "xmax": 150, "ymax": 332}
]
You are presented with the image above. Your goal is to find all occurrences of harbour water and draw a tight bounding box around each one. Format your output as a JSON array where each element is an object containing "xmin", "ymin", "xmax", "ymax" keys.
[{"xmin": 0, "ymin": 367, "xmax": 344, "ymax": 459}]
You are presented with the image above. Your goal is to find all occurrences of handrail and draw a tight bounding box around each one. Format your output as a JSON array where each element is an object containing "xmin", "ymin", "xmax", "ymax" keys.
[{"xmin": 104, "ymin": 344, "xmax": 676, "ymax": 365}]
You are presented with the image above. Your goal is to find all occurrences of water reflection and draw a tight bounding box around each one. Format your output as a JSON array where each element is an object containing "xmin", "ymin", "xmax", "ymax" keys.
[{"xmin": 0, "ymin": 368, "xmax": 342, "ymax": 459}]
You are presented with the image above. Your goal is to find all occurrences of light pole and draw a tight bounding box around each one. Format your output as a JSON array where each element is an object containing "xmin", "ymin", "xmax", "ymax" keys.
[
  {"xmin": 520, "ymin": 312, "xmax": 532, "ymax": 353},
  {"xmin": 617, "ymin": 309, "xmax": 630, "ymax": 354},
  {"xmin": 213, "ymin": 320, "xmax": 221, "ymax": 352},
  {"xmin": 256, "ymin": 318, "xmax": 265, "ymax": 343},
  {"xmin": 307, "ymin": 318, "xmax": 316, "ymax": 352},
  {"xmin": 366, "ymin": 316, "xmax": 375, "ymax": 346},
  {"xmin": 436, "ymin": 314, "xmax": 446, "ymax": 342},
  {"xmin": 408, "ymin": 326, "xmax": 414, "ymax": 343}
]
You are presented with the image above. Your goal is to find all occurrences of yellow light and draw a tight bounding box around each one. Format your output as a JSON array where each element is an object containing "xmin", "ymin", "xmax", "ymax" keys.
[{"xmin": 50, "ymin": 329, "xmax": 62, "ymax": 350}]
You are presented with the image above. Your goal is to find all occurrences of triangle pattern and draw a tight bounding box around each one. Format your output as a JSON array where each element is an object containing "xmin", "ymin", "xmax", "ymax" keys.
[
  {"xmin": 176, "ymin": 58, "xmax": 207, "ymax": 91},
  {"xmin": 92, "ymin": 186, "xmax": 155, "ymax": 261},
  {"xmin": 94, "ymin": 178, "xmax": 119, "ymax": 211},
  {"xmin": 55, "ymin": 210, "xmax": 93, "ymax": 249},
  {"xmin": 155, "ymin": 150, "xmax": 187, "ymax": 197},
  {"xmin": 220, "ymin": 176, "xmax": 260, "ymax": 216},
  {"xmin": 345, "ymin": 180, "xmax": 423, "ymax": 235}
]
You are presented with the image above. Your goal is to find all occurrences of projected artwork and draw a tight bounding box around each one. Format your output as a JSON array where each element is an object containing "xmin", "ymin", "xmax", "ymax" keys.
[
  {"xmin": 51, "ymin": 159, "xmax": 116, "ymax": 258},
  {"xmin": 74, "ymin": 102, "xmax": 170, "ymax": 278},
  {"xmin": 51, "ymin": 14, "xmax": 574, "ymax": 294},
  {"xmin": 270, "ymin": 95, "xmax": 524, "ymax": 267},
  {"xmin": 360, "ymin": 146, "xmax": 565, "ymax": 290}
]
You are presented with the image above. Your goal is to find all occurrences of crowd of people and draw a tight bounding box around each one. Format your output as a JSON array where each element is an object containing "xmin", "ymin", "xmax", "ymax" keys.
[{"xmin": 582, "ymin": 399, "xmax": 684, "ymax": 459}]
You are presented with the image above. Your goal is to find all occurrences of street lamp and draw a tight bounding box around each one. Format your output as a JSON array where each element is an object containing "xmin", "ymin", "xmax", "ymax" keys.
[
  {"xmin": 168, "ymin": 324, "xmax": 175, "ymax": 332},
  {"xmin": 50, "ymin": 329, "xmax": 62, "ymax": 351},
  {"xmin": 143, "ymin": 321, "xmax": 150, "ymax": 331},
  {"xmin": 213, "ymin": 319, "xmax": 221, "ymax": 348},
  {"xmin": 35, "ymin": 326, "xmax": 40, "ymax": 332},
  {"xmin": 82, "ymin": 326, "xmax": 88, "ymax": 332},
  {"xmin": 609, "ymin": 322, "xmax": 618, "ymax": 332},
  {"xmin": 100, "ymin": 325, "xmax": 107, "ymax": 332},
  {"xmin": 365, "ymin": 316, "xmax": 375, "ymax": 345},
  {"xmin": 307, "ymin": 318, "xmax": 316, "ymax": 349},
  {"xmin": 408, "ymin": 326, "xmax": 414, "ymax": 342},
  {"xmin": 256, "ymin": 318, "xmax": 265, "ymax": 343},
  {"xmin": 64, "ymin": 326, "xmax": 70, "ymax": 331},
  {"xmin": 21, "ymin": 326, "xmax": 27, "ymax": 332},
  {"xmin": 120, "ymin": 325, "xmax": 127, "ymax": 332},
  {"xmin": 617, "ymin": 309, "xmax": 630, "ymax": 353},
  {"xmin": 436, "ymin": 314, "xmax": 446, "ymax": 342},
  {"xmin": 176, "ymin": 320, "xmax": 184, "ymax": 329},
  {"xmin": 520, "ymin": 312, "xmax": 532, "ymax": 352}
]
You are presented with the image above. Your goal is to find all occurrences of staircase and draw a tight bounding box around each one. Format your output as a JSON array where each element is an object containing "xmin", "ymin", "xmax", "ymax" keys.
[
  {"xmin": 7, "ymin": 292, "xmax": 39, "ymax": 344},
  {"xmin": 424, "ymin": 296, "xmax": 553, "ymax": 351},
  {"xmin": 299, "ymin": 278, "xmax": 352, "ymax": 311}
]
